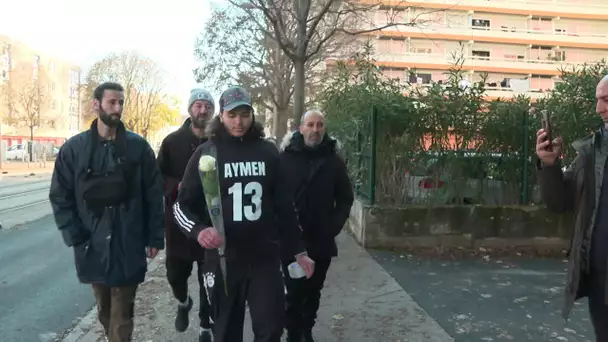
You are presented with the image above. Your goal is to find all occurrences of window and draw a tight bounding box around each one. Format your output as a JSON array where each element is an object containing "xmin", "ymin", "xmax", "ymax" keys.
[
  {"xmin": 531, "ymin": 45, "xmax": 552, "ymax": 50},
  {"xmin": 69, "ymin": 69, "xmax": 80, "ymax": 86},
  {"xmin": 551, "ymin": 50, "xmax": 566, "ymax": 61},
  {"xmin": 410, "ymin": 47, "xmax": 432, "ymax": 54},
  {"xmin": 472, "ymin": 19, "xmax": 490, "ymax": 30},
  {"xmin": 472, "ymin": 50, "xmax": 490, "ymax": 60},
  {"xmin": 411, "ymin": 73, "xmax": 432, "ymax": 84},
  {"xmin": 555, "ymin": 29, "xmax": 566, "ymax": 35}
]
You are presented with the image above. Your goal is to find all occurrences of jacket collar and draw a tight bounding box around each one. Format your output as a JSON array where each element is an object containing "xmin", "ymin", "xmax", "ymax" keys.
[{"xmin": 280, "ymin": 131, "xmax": 340, "ymax": 155}]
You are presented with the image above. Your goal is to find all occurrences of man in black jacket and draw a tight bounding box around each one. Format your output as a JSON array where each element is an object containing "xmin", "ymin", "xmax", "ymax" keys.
[
  {"xmin": 49, "ymin": 82, "xmax": 165, "ymax": 342},
  {"xmin": 279, "ymin": 109, "xmax": 354, "ymax": 342},
  {"xmin": 173, "ymin": 86, "xmax": 315, "ymax": 342},
  {"xmin": 157, "ymin": 88, "xmax": 214, "ymax": 341}
]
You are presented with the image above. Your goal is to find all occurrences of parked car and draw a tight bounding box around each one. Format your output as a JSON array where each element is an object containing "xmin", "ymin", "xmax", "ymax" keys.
[
  {"xmin": 403, "ymin": 151, "xmax": 541, "ymax": 205},
  {"xmin": 5, "ymin": 144, "xmax": 27, "ymax": 160}
]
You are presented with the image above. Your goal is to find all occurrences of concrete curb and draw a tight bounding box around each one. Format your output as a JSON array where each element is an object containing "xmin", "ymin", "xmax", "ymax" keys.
[
  {"xmin": 0, "ymin": 170, "xmax": 53, "ymax": 178},
  {"xmin": 60, "ymin": 251, "xmax": 166, "ymax": 342}
]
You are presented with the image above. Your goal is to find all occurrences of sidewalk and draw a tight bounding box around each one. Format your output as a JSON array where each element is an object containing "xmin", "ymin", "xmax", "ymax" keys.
[
  {"xmin": 0, "ymin": 161, "xmax": 54, "ymax": 176},
  {"xmin": 62, "ymin": 232, "xmax": 453, "ymax": 342}
]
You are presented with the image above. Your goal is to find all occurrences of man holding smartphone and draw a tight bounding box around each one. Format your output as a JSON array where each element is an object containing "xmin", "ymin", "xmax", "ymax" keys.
[{"xmin": 537, "ymin": 75, "xmax": 608, "ymax": 341}]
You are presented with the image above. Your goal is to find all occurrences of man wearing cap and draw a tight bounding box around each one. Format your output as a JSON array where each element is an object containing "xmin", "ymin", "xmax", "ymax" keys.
[
  {"xmin": 157, "ymin": 89, "xmax": 215, "ymax": 342},
  {"xmin": 173, "ymin": 86, "xmax": 314, "ymax": 342}
]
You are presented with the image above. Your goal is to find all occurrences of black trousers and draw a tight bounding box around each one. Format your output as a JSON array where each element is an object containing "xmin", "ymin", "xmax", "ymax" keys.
[
  {"xmin": 588, "ymin": 272, "xmax": 608, "ymax": 342},
  {"xmin": 282, "ymin": 258, "xmax": 332, "ymax": 331},
  {"xmin": 165, "ymin": 257, "xmax": 211, "ymax": 327},
  {"xmin": 206, "ymin": 258, "xmax": 285, "ymax": 342}
]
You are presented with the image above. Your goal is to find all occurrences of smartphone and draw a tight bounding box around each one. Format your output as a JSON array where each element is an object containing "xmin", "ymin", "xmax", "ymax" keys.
[{"xmin": 540, "ymin": 110, "xmax": 553, "ymax": 152}]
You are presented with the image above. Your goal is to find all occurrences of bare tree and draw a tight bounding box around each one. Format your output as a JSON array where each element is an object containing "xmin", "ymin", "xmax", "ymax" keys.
[
  {"xmin": 1, "ymin": 62, "xmax": 51, "ymax": 160},
  {"xmin": 194, "ymin": 4, "xmax": 346, "ymax": 138},
  {"xmin": 194, "ymin": 6, "xmax": 296, "ymax": 139},
  {"xmin": 83, "ymin": 51, "xmax": 168, "ymax": 138},
  {"xmin": 228, "ymin": 0, "xmax": 426, "ymax": 128}
]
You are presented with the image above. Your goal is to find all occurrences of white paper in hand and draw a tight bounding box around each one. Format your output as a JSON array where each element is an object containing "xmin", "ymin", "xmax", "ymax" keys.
[{"xmin": 288, "ymin": 262, "xmax": 307, "ymax": 279}]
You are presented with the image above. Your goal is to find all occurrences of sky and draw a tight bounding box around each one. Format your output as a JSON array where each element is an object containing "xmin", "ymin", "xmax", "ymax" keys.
[{"xmin": 0, "ymin": 0, "xmax": 216, "ymax": 114}]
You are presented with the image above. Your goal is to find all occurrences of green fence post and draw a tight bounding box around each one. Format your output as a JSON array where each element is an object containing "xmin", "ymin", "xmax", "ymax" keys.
[
  {"xmin": 369, "ymin": 106, "xmax": 378, "ymax": 205},
  {"xmin": 521, "ymin": 106, "xmax": 529, "ymax": 204},
  {"xmin": 356, "ymin": 130, "xmax": 362, "ymax": 195}
]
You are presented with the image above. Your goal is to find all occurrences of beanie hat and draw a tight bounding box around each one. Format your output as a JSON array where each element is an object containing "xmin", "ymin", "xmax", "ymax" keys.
[{"xmin": 188, "ymin": 88, "xmax": 215, "ymax": 111}]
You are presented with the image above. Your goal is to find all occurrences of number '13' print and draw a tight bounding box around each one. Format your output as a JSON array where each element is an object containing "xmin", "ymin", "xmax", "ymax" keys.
[{"xmin": 228, "ymin": 181, "xmax": 263, "ymax": 221}]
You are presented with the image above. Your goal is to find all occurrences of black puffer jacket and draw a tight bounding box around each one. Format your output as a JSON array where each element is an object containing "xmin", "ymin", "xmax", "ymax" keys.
[
  {"xmin": 49, "ymin": 121, "xmax": 164, "ymax": 286},
  {"xmin": 279, "ymin": 131, "xmax": 354, "ymax": 259}
]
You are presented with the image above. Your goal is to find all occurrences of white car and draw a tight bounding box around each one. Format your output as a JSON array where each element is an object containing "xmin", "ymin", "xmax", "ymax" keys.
[{"xmin": 5, "ymin": 144, "xmax": 27, "ymax": 160}]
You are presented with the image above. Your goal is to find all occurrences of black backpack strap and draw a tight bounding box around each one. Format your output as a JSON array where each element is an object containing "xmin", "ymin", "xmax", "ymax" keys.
[
  {"xmin": 294, "ymin": 156, "xmax": 328, "ymax": 204},
  {"xmin": 87, "ymin": 119, "xmax": 129, "ymax": 174}
]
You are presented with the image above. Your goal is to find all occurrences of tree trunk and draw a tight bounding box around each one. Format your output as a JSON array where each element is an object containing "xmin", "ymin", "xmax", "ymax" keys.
[
  {"xmin": 272, "ymin": 105, "xmax": 289, "ymax": 142},
  {"xmin": 292, "ymin": 59, "xmax": 306, "ymax": 131},
  {"xmin": 29, "ymin": 126, "xmax": 34, "ymax": 163}
]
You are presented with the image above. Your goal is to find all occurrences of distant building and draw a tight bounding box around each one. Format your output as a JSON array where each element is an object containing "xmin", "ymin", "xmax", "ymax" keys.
[
  {"xmin": 0, "ymin": 34, "xmax": 82, "ymax": 147},
  {"xmin": 327, "ymin": 0, "xmax": 608, "ymax": 101}
]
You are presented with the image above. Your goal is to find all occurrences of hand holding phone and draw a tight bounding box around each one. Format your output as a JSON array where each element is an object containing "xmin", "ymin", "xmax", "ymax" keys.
[{"xmin": 536, "ymin": 110, "xmax": 562, "ymax": 166}]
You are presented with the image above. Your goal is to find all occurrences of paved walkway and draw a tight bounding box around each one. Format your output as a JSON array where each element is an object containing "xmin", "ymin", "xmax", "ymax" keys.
[
  {"xmin": 370, "ymin": 250, "xmax": 594, "ymax": 341},
  {"xmin": 61, "ymin": 232, "xmax": 453, "ymax": 342}
]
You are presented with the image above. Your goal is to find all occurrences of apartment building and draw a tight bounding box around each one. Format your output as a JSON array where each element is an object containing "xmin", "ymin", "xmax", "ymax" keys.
[
  {"xmin": 348, "ymin": 0, "xmax": 608, "ymax": 100},
  {"xmin": 0, "ymin": 34, "xmax": 81, "ymax": 146}
]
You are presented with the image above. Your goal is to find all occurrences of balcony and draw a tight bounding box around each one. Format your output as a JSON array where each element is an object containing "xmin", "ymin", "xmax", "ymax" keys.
[
  {"xmin": 373, "ymin": 24, "xmax": 608, "ymax": 49},
  {"xmin": 370, "ymin": 0, "xmax": 608, "ymax": 19},
  {"xmin": 404, "ymin": 82, "xmax": 547, "ymax": 100},
  {"xmin": 372, "ymin": 52, "xmax": 594, "ymax": 75}
]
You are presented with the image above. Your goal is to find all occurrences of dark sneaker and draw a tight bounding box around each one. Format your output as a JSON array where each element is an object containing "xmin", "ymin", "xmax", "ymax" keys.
[
  {"xmin": 199, "ymin": 328, "xmax": 213, "ymax": 342},
  {"xmin": 175, "ymin": 296, "xmax": 193, "ymax": 332}
]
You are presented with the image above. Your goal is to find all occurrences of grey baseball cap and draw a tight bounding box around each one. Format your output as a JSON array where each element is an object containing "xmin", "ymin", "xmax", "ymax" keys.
[{"xmin": 219, "ymin": 86, "xmax": 252, "ymax": 112}]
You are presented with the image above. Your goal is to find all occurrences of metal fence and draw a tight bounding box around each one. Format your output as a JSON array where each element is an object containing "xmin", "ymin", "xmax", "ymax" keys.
[{"xmin": 343, "ymin": 106, "xmax": 539, "ymax": 207}]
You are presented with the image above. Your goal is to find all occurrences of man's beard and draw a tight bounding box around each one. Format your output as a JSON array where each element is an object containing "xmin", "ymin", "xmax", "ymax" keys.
[
  {"xmin": 191, "ymin": 114, "xmax": 209, "ymax": 129},
  {"xmin": 99, "ymin": 108, "xmax": 121, "ymax": 127},
  {"xmin": 305, "ymin": 133, "xmax": 322, "ymax": 147}
]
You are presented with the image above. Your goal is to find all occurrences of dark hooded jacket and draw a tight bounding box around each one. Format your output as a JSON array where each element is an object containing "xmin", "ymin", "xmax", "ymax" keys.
[
  {"xmin": 157, "ymin": 118, "xmax": 207, "ymax": 260},
  {"xmin": 539, "ymin": 128, "xmax": 608, "ymax": 319},
  {"xmin": 49, "ymin": 120, "xmax": 164, "ymax": 286},
  {"xmin": 279, "ymin": 131, "xmax": 354, "ymax": 260},
  {"xmin": 173, "ymin": 117, "xmax": 305, "ymax": 262}
]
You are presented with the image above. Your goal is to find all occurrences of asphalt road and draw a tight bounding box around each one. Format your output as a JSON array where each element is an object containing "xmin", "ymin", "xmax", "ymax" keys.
[
  {"xmin": 0, "ymin": 214, "xmax": 95, "ymax": 341},
  {"xmin": 371, "ymin": 249, "xmax": 594, "ymax": 342}
]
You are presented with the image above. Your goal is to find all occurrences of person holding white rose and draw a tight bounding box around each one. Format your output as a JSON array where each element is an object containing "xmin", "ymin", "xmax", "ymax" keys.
[{"xmin": 173, "ymin": 86, "xmax": 314, "ymax": 342}]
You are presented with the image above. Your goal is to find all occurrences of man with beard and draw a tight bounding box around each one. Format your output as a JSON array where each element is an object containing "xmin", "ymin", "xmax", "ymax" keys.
[
  {"xmin": 279, "ymin": 110, "xmax": 354, "ymax": 342},
  {"xmin": 157, "ymin": 88, "xmax": 214, "ymax": 342},
  {"xmin": 173, "ymin": 86, "xmax": 315, "ymax": 342},
  {"xmin": 49, "ymin": 82, "xmax": 164, "ymax": 342}
]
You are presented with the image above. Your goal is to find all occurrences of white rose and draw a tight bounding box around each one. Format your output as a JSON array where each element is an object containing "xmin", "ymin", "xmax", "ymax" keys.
[{"xmin": 198, "ymin": 155, "xmax": 216, "ymax": 172}]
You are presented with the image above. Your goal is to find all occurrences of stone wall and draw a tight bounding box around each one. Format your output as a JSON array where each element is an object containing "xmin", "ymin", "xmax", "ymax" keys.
[{"xmin": 348, "ymin": 199, "xmax": 574, "ymax": 250}]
